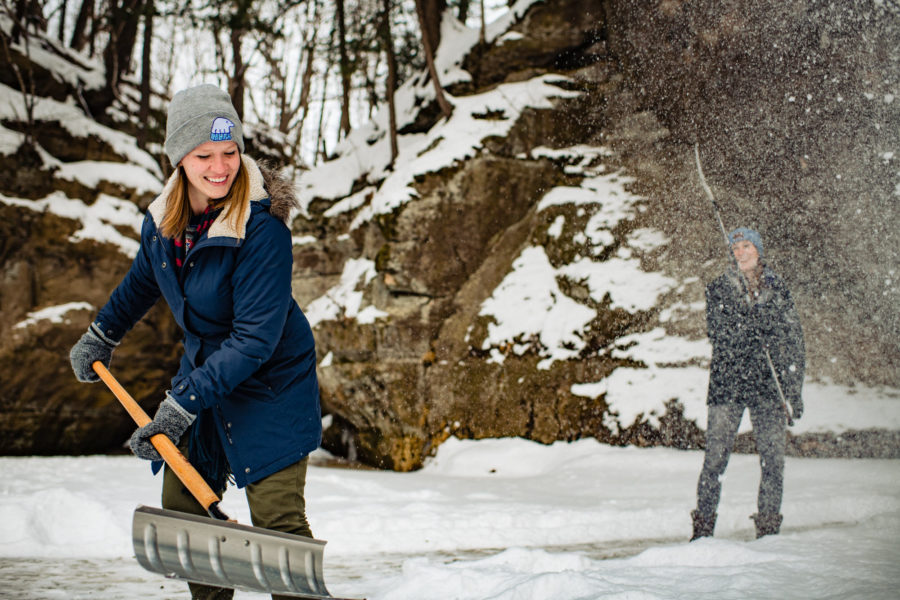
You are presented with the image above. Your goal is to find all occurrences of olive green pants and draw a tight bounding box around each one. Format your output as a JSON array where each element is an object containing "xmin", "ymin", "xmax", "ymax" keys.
[{"xmin": 161, "ymin": 449, "xmax": 313, "ymax": 600}]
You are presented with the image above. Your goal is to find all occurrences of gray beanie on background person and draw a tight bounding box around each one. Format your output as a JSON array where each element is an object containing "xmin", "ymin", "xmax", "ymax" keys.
[
  {"xmin": 727, "ymin": 227, "xmax": 764, "ymax": 257},
  {"xmin": 164, "ymin": 84, "xmax": 245, "ymax": 167}
]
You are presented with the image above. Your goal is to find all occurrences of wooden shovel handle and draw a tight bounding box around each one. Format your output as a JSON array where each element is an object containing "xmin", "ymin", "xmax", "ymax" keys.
[{"xmin": 93, "ymin": 362, "xmax": 227, "ymax": 519}]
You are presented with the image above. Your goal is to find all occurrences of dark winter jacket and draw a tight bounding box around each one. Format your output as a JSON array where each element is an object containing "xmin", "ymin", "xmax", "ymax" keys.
[
  {"xmin": 706, "ymin": 265, "xmax": 805, "ymax": 413},
  {"xmin": 95, "ymin": 156, "xmax": 321, "ymax": 488}
]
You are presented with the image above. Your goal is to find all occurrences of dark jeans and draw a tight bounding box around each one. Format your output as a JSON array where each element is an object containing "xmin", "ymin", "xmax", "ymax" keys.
[
  {"xmin": 695, "ymin": 401, "xmax": 786, "ymax": 518},
  {"xmin": 161, "ymin": 447, "xmax": 313, "ymax": 600}
]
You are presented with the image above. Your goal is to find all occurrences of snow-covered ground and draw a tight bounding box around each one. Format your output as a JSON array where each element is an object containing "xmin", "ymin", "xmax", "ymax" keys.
[{"xmin": 2, "ymin": 429, "xmax": 899, "ymax": 600}]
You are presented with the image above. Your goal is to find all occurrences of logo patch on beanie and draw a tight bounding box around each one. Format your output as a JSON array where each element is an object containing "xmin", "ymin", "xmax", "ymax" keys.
[
  {"xmin": 210, "ymin": 117, "xmax": 236, "ymax": 141},
  {"xmin": 732, "ymin": 232, "xmax": 745, "ymax": 241}
]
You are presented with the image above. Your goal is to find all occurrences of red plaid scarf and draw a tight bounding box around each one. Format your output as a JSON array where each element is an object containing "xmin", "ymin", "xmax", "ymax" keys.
[{"xmin": 174, "ymin": 206, "xmax": 219, "ymax": 270}]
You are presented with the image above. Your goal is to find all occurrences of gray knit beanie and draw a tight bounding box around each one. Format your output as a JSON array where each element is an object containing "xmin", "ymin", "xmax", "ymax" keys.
[
  {"xmin": 728, "ymin": 227, "xmax": 764, "ymax": 257},
  {"xmin": 164, "ymin": 84, "xmax": 245, "ymax": 167}
]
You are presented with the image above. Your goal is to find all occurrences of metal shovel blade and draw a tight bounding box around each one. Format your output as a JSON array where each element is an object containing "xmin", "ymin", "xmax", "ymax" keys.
[{"xmin": 132, "ymin": 505, "xmax": 341, "ymax": 599}]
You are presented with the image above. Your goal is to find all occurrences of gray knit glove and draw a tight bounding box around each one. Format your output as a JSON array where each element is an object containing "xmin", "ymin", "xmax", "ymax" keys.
[
  {"xmin": 129, "ymin": 394, "xmax": 196, "ymax": 461},
  {"xmin": 69, "ymin": 323, "xmax": 119, "ymax": 382}
]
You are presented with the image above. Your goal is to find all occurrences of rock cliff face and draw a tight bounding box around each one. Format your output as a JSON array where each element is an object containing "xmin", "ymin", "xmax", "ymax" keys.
[
  {"xmin": 0, "ymin": 41, "xmax": 177, "ymax": 453},
  {"xmin": 296, "ymin": 0, "xmax": 900, "ymax": 469},
  {"xmin": 1, "ymin": 0, "xmax": 898, "ymax": 465}
]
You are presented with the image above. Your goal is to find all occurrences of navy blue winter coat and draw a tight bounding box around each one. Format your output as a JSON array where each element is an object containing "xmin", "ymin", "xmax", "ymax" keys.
[
  {"xmin": 95, "ymin": 156, "xmax": 321, "ymax": 487},
  {"xmin": 706, "ymin": 265, "xmax": 805, "ymax": 413}
]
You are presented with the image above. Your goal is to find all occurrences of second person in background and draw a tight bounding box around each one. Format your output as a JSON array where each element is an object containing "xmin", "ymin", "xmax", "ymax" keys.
[{"xmin": 691, "ymin": 227, "xmax": 805, "ymax": 541}]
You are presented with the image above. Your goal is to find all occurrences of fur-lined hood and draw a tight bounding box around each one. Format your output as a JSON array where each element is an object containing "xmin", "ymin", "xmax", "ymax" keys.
[{"xmin": 147, "ymin": 155, "xmax": 298, "ymax": 240}]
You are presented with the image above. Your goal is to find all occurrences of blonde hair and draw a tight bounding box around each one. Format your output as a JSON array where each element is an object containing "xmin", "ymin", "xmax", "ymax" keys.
[{"xmin": 159, "ymin": 162, "xmax": 250, "ymax": 240}]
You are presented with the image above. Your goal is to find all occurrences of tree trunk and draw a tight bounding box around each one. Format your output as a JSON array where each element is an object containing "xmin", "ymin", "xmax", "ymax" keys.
[
  {"xmin": 480, "ymin": 0, "xmax": 485, "ymax": 44},
  {"xmin": 335, "ymin": 0, "xmax": 352, "ymax": 139},
  {"xmin": 229, "ymin": 26, "xmax": 246, "ymax": 120},
  {"xmin": 57, "ymin": 0, "xmax": 68, "ymax": 43},
  {"xmin": 225, "ymin": 0, "xmax": 254, "ymax": 121},
  {"xmin": 414, "ymin": 0, "xmax": 452, "ymax": 118},
  {"xmin": 457, "ymin": 0, "xmax": 469, "ymax": 24},
  {"xmin": 418, "ymin": 0, "xmax": 445, "ymax": 51},
  {"xmin": 381, "ymin": 0, "xmax": 398, "ymax": 164},
  {"xmin": 288, "ymin": 0, "xmax": 320, "ymax": 164},
  {"xmin": 137, "ymin": 0, "xmax": 153, "ymax": 149},
  {"xmin": 296, "ymin": 29, "xmax": 317, "ymax": 128},
  {"xmin": 1, "ymin": 6, "xmax": 37, "ymax": 149},
  {"xmin": 314, "ymin": 62, "xmax": 330, "ymax": 165},
  {"xmin": 115, "ymin": 0, "xmax": 144, "ymax": 77},
  {"xmin": 69, "ymin": 0, "xmax": 93, "ymax": 51},
  {"xmin": 11, "ymin": 0, "xmax": 45, "ymax": 43},
  {"xmin": 101, "ymin": 0, "xmax": 145, "ymax": 105}
]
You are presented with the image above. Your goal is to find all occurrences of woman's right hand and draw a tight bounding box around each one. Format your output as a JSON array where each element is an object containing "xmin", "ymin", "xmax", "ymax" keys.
[
  {"xmin": 69, "ymin": 324, "xmax": 118, "ymax": 382},
  {"xmin": 128, "ymin": 395, "xmax": 196, "ymax": 461}
]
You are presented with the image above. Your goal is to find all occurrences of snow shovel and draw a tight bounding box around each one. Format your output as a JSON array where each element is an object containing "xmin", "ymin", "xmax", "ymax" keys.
[{"xmin": 93, "ymin": 362, "xmax": 354, "ymax": 599}]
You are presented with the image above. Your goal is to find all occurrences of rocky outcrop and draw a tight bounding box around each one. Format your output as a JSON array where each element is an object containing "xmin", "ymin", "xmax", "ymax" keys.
[
  {"xmin": 0, "ymin": 180, "xmax": 180, "ymax": 454},
  {"xmin": 0, "ymin": 18, "xmax": 180, "ymax": 454},
  {"xmin": 2, "ymin": 0, "xmax": 897, "ymax": 466},
  {"xmin": 297, "ymin": 0, "xmax": 899, "ymax": 469}
]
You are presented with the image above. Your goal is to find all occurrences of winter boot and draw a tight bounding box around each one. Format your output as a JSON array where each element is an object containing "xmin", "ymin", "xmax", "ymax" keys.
[
  {"xmin": 188, "ymin": 582, "xmax": 234, "ymax": 600},
  {"xmin": 690, "ymin": 509, "xmax": 716, "ymax": 541},
  {"xmin": 751, "ymin": 512, "xmax": 783, "ymax": 538}
]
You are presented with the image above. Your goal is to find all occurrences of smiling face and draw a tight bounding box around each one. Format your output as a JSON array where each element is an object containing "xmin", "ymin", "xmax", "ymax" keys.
[
  {"xmin": 179, "ymin": 140, "xmax": 241, "ymax": 213},
  {"xmin": 731, "ymin": 239, "xmax": 760, "ymax": 273}
]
